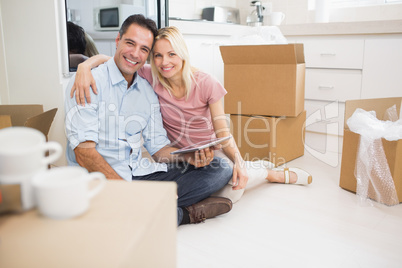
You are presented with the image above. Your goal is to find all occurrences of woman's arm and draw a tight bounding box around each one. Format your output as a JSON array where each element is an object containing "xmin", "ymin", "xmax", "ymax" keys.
[
  {"xmin": 70, "ymin": 54, "xmax": 111, "ymax": 105},
  {"xmin": 209, "ymin": 99, "xmax": 248, "ymax": 190}
]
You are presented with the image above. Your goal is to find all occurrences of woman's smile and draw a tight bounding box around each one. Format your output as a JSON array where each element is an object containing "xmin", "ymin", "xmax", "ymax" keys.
[{"xmin": 161, "ymin": 66, "xmax": 174, "ymax": 71}]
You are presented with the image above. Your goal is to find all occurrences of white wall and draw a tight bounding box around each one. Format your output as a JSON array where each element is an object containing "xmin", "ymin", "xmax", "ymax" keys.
[
  {"xmin": 169, "ymin": 0, "xmax": 402, "ymax": 25},
  {"xmin": 0, "ymin": 0, "xmax": 68, "ymax": 166},
  {"xmin": 0, "ymin": 1, "xmax": 9, "ymax": 104}
]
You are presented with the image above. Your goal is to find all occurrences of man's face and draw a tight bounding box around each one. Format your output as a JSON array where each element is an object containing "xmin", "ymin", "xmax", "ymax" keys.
[{"xmin": 114, "ymin": 24, "xmax": 153, "ymax": 84}]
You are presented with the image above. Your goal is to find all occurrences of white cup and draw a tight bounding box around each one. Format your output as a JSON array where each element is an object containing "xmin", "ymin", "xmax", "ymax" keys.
[
  {"xmin": 32, "ymin": 166, "xmax": 106, "ymax": 219},
  {"xmin": 0, "ymin": 127, "xmax": 62, "ymax": 210},
  {"xmin": 269, "ymin": 12, "xmax": 285, "ymax": 26},
  {"xmin": 0, "ymin": 127, "xmax": 62, "ymax": 176}
]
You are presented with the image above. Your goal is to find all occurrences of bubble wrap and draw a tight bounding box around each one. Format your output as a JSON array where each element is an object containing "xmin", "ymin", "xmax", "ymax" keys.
[{"xmin": 347, "ymin": 106, "xmax": 402, "ymax": 206}]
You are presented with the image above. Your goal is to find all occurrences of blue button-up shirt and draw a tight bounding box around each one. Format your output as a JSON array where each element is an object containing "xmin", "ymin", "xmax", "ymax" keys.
[{"xmin": 65, "ymin": 59, "xmax": 170, "ymax": 181}]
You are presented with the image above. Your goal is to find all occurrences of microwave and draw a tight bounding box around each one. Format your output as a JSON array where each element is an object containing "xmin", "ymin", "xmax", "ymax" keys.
[{"xmin": 94, "ymin": 4, "xmax": 146, "ymax": 31}]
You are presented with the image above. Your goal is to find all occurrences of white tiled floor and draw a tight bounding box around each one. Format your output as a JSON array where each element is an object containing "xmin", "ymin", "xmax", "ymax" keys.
[{"xmin": 177, "ymin": 132, "xmax": 402, "ymax": 268}]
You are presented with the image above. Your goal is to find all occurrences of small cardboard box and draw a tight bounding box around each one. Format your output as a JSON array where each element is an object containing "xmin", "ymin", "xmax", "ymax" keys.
[
  {"xmin": 0, "ymin": 115, "xmax": 12, "ymax": 129},
  {"xmin": 230, "ymin": 111, "xmax": 306, "ymax": 167},
  {"xmin": 339, "ymin": 97, "xmax": 402, "ymax": 205},
  {"xmin": 0, "ymin": 105, "xmax": 57, "ymax": 138},
  {"xmin": 220, "ymin": 44, "xmax": 305, "ymax": 117}
]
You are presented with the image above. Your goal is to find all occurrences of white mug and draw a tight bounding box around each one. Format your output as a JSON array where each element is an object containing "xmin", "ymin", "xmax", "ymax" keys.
[
  {"xmin": 32, "ymin": 166, "xmax": 106, "ymax": 219},
  {"xmin": 0, "ymin": 127, "xmax": 62, "ymax": 176},
  {"xmin": 0, "ymin": 127, "xmax": 62, "ymax": 210},
  {"xmin": 269, "ymin": 12, "xmax": 285, "ymax": 26}
]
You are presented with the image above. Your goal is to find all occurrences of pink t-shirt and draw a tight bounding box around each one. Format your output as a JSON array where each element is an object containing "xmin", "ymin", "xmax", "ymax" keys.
[{"xmin": 139, "ymin": 65, "xmax": 227, "ymax": 148}]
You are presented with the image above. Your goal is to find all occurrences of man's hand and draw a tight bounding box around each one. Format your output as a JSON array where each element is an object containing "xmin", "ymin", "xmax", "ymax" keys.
[
  {"xmin": 74, "ymin": 141, "xmax": 124, "ymax": 180},
  {"xmin": 184, "ymin": 147, "xmax": 214, "ymax": 168}
]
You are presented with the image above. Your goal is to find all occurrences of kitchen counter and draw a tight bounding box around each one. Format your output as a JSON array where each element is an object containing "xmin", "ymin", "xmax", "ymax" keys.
[
  {"xmin": 169, "ymin": 19, "xmax": 249, "ymax": 36},
  {"xmin": 279, "ymin": 20, "xmax": 402, "ymax": 36},
  {"xmin": 89, "ymin": 19, "xmax": 402, "ymax": 40},
  {"xmin": 172, "ymin": 19, "xmax": 402, "ymax": 36},
  {"xmin": 89, "ymin": 20, "xmax": 250, "ymax": 39}
]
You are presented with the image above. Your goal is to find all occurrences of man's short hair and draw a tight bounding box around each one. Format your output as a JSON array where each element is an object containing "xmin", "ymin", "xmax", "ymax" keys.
[{"xmin": 119, "ymin": 14, "xmax": 158, "ymax": 43}]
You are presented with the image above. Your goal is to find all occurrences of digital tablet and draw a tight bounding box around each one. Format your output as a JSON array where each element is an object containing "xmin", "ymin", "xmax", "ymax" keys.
[{"xmin": 170, "ymin": 136, "xmax": 232, "ymax": 155}]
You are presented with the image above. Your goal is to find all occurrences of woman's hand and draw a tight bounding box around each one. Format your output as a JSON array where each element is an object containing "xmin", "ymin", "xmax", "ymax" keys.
[
  {"xmin": 70, "ymin": 62, "xmax": 98, "ymax": 106},
  {"xmin": 231, "ymin": 163, "xmax": 248, "ymax": 190},
  {"xmin": 184, "ymin": 148, "xmax": 214, "ymax": 168}
]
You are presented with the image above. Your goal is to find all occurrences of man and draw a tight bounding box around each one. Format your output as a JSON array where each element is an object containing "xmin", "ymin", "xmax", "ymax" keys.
[{"xmin": 65, "ymin": 14, "xmax": 232, "ymax": 225}]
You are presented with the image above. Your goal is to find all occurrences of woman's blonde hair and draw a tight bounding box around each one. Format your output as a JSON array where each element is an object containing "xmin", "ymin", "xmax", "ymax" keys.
[{"xmin": 150, "ymin": 26, "xmax": 196, "ymax": 99}]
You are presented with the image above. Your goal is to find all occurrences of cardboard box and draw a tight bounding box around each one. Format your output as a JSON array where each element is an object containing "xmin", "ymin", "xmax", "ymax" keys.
[
  {"xmin": 220, "ymin": 44, "xmax": 305, "ymax": 117},
  {"xmin": 230, "ymin": 111, "xmax": 306, "ymax": 167},
  {"xmin": 0, "ymin": 115, "xmax": 12, "ymax": 129},
  {"xmin": 0, "ymin": 105, "xmax": 57, "ymax": 138},
  {"xmin": 339, "ymin": 97, "xmax": 402, "ymax": 205}
]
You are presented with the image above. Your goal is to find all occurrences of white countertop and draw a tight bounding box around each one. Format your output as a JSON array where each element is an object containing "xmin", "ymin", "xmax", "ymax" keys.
[
  {"xmin": 279, "ymin": 20, "xmax": 402, "ymax": 36},
  {"xmin": 89, "ymin": 19, "xmax": 402, "ymax": 40},
  {"xmin": 169, "ymin": 19, "xmax": 250, "ymax": 36},
  {"xmin": 171, "ymin": 19, "xmax": 402, "ymax": 36},
  {"xmin": 88, "ymin": 20, "xmax": 248, "ymax": 40}
]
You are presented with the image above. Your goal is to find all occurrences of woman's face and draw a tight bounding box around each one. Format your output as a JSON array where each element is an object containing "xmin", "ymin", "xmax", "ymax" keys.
[{"xmin": 153, "ymin": 38, "xmax": 183, "ymax": 81}]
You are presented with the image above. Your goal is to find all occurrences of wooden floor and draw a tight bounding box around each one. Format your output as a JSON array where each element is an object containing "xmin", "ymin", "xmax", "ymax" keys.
[{"xmin": 177, "ymin": 132, "xmax": 402, "ymax": 268}]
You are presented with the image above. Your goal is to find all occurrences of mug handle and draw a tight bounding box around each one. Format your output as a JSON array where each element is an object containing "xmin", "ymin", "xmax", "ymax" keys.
[
  {"xmin": 281, "ymin": 13, "xmax": 286, "ymax": 23},
  {"xmin": 87, "ymin": 172, "xmax": 107, "ymax": 199},
  {"xmin": 41, "ymin": 141, "xmax": 63, "ymax": 166}
]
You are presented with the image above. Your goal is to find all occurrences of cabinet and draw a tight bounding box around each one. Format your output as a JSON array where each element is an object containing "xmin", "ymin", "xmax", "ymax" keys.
[
  {"xmin": 287, "ymin": 33, "xmax": 402, "ymax": 136},
  {"xmin": 362, "ymin": 37, "xmax": 402, "ymax": 99},
  {"xmin": 182, "ymin": 35, "xmax": 230, "ymax": 84},
  {"xmin": 286, "ymin": 36, "xmax": 364, "ymax": 135},
  {"xmin": 170, "ymin": 20, "xmax": 245, "ymax": 85},
  {"xmin": 94, "ymin": 40, "xmax": 116, "ymax": 57}
]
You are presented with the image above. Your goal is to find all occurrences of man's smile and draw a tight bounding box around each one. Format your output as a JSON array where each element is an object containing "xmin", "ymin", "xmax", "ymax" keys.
[{"xmin": 124, "ymin": 57, "xmax": 138, "ymax": 65}]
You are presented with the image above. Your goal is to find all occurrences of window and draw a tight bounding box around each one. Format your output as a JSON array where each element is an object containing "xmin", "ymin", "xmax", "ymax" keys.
[
  {"xmin": 309, "ymin": 0, "xmax": 402, "ymax": 9},
  {"xmin": 332, "ymin": 0, "xmax": 402, "ymax": 7}
]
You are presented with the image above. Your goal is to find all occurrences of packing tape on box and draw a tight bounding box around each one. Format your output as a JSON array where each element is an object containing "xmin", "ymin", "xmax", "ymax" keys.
[
  {"xmin": 0, "ymin": 184, "xmax": 24, "ymax": 214},
  {"xmin": 347, "ymin": 106, "xmax": 402, "ymax": 206}
]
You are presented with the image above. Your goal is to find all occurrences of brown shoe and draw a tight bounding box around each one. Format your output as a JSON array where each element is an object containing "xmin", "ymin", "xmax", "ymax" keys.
[{"xmin": 185, "ymin": 197, "xmax": 232, "ymax": 224}]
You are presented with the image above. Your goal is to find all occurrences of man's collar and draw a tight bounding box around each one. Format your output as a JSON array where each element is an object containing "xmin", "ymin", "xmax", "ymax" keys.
[{"xmin": 107, "ymin": 58, "xmax": 138, "ymax": 88}]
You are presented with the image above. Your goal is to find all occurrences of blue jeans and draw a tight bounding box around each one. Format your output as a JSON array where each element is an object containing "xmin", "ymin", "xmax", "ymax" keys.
[{"xmin": 133, "ymin": 157, "xmax": 232, "ymax": 225}]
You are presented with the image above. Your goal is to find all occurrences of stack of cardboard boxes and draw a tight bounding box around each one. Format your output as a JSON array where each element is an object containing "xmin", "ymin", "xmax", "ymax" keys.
[{"xmin": 220, "ymin": 44, "xmax": 306, "ymax": 167}]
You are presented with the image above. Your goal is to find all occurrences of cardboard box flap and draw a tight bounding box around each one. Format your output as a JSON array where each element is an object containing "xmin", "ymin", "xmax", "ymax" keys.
[
  {"xmin": 344, "ymin": 97, "xmax": 402, "ymax": 130},
  {"xmin": 0, "ymin": 105, "xmax": 44, "ymax": 126},
  {"xmin": 220, "ymin": 44, "xmax": 305, "ymax": 65},
  {"xmin": 24, "ymin": 108, "xmax": 58, "ymax": 136},
  {"xmin": 0, "ymin": 115, "xmax": 12, "ymax": 129}
]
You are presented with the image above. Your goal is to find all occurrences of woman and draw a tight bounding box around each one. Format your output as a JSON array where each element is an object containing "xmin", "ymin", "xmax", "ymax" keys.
[{"xmin": 71, "ymin": 26, "xmax": 312, "ymax": 203}]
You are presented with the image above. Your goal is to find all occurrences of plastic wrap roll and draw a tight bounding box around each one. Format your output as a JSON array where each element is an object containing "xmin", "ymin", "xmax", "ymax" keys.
[{"xmin": 347, "ymin": 107, "xmax": 402, "ymax": 206}]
